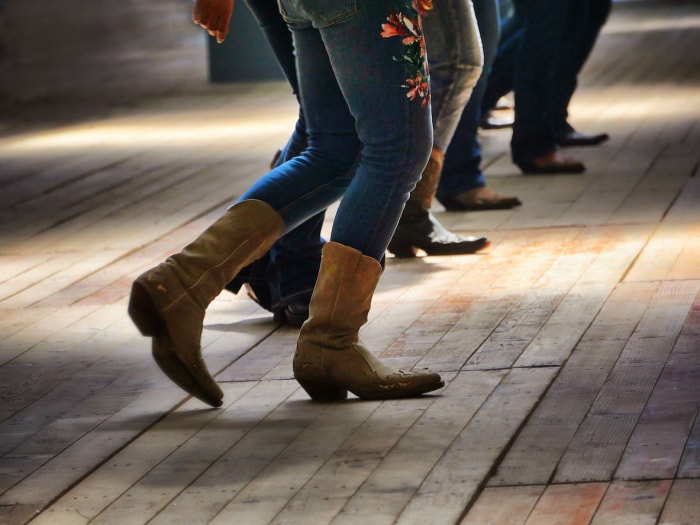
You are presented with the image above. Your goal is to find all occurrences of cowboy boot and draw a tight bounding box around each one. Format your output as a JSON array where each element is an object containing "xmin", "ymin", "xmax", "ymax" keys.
[
  {"xmin": 293, "ymin": 241, "xmax": 444, "ymax": 401},
  {"xmin": 388, "ymin": 149, "xmax": 489, "ymax": 257},
  {"xmin": 128, "ymin": 199, "xmax": 284, "ymax": 407}
]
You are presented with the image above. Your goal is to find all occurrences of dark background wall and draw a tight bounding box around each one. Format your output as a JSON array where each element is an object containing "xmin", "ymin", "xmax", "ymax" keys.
[
  {"xmin": 0, "ymin": 0, "xmax": 284, "ymax": 132},
  {"xmin": 0, "ymin": 0, "xmax": 283, "ymax": 115}
]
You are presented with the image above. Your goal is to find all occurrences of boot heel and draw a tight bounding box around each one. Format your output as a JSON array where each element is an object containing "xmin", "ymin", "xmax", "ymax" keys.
[
  {"xmin": 296, "ymin": 378, "xmax": 348, "ymax": 401},
  {"xmin": 128, "ymin": 282, "xmax": 163, "ymax": 336},
  {"xmin": 387, "ymin": 238, "xmax": 417, "ymax": 258}
]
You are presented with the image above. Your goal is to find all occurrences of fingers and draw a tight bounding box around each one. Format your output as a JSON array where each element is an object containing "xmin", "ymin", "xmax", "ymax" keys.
[
  {"xmin": 192, "ymin": 0, "xmax": 232, "ymax": 43},
  {"xmin": 193, "ymin": 15, "xmax": 228, "ymax": 43}
]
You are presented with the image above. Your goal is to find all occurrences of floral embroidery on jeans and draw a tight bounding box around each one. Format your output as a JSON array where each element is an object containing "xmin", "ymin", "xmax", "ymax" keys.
[{"xmin": 380, "ymin": 1, "xmax": 430, "ymax": 106}]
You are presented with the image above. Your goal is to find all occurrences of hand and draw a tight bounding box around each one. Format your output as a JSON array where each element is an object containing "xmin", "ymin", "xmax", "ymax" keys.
[{"xmin": 192, "ymin": 0, "xmax": 234, "ymax": 43}]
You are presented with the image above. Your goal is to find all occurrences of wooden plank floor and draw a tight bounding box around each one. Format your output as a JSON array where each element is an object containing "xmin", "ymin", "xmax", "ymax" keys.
[{"xmin": 1, "ymin": 1, "xmax": 699, "ymax": 523}]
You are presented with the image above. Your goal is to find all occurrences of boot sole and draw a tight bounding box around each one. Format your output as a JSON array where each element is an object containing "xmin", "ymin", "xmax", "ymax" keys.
[
  {"xmin": 296, "ymin": 376, "xmax": 445, "ymax": 401},
  {"xmin": 388, "ymin": 236, "xmax": 490, "ymax": 257},
  {"xmin": 351, "ymin": 378, "xmax": 445, "ymax": 400},
  {"xmin": 295, "ymin": 378, "xmax": 349, "ymax": 401}
]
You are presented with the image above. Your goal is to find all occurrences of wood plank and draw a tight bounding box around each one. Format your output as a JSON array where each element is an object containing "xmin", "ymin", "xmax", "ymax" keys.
[
  {"xmin": 658, "ymin": 479, "xmax": 700, "ymax": 525},
  {"xmin": 459, "ymin": 486, "xmax": 545, "ymax": 525},
  {"xmin": 523, "ymin": 483, "xmax": 608, "ymax": 525},
  {"xmin": 590, "ymin": 480, "xmax": 671, "ymax": 525},
  {"xmin": 394, "ymin": 368, "xmax": 557, "ymax": 525},
  {"xmin": 553, "ymin": 281, "xmax": 699, "ymax": 483},
  {"xmin": 31, "ymin": 381, "xmax": 300, "ymax": 524},
  {"xmin": 614, "ymin": 292, "xmax": 700, "ymax": 480},
  {"xmin": 515, "ymin": 224, "xmax": 650, "ymax": 367},
  {"xmin": 678, "ymin": 409, "xmax": 700, "ymax": 479},
  {"xmin": 554, "ymin": 414, "xmax": 638, "ymax": 484},
  {"xmin": 143, "ymin": 391, "xmax": 379, "ymax": 525},
  {"xmin": 625, "ymin": 174, "xmax": 700, "ymax": 283},
  {"xmin": 489, "ymin": 282, "xmax": 657, "ymax": 486},
  {"xmin": 424, "ymin": 228, "xmax": 583, "ymax": 372},
  {"xmin": 309, "ymin": 371, "xmax": 505, "ymax": 525},
  {"xmin": 0, "ymin": 386, "xmax": 184, "ymax": 518},
  {"xmin": 0, "ymin": 3, "xmax": 698, "ymax": 524}
]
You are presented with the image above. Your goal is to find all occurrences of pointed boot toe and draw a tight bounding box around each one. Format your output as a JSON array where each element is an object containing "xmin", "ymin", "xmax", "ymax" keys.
[
  {"xmin": 129, "ymin": 277, "xmax": 223, "ymax": 407},
  {"xmin": 294, "ymin": 242, "xmax": 444, "ymax": 401},
  {"xmin": 128, "ymin": 199, "xmax": 284, "ymax": 407},
  {"xmin": 152, "ymin": 332, "xmax": 224, "ymax": 407}
]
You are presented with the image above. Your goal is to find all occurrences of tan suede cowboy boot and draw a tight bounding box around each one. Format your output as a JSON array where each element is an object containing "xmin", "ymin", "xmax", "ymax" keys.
[
  {"xmin": 128, "ymin": 200, "xmax": 284, "ymax": 407},
  {"xmin": 293, "ymin": 241, "xmax": 444, "ymax": 400}
]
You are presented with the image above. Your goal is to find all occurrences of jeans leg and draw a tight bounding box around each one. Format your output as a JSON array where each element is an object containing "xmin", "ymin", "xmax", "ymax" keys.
[
  {"xmin": 438, "ymin": 0, "xmax": 500, "ymax": 197},
  {"xmin": 235, "ymin": 0, "xmax": 332, "ymax": 311},
  {"xmin": 316, "ymin": 1, "xmax": 432, "ymax": 260},
  {"xmin": 237, "ymin": 32, "xmax": 361, "ymax": 232},
  {"xmin": 243, "ymin": 0, "xmax": 298, "ymax": 91},
  {"xmin": 480, "ymin": 12, "xmax": 522, "ymax": 114},
  {"xmin": 510, "ymin": 0, "xmax": 569, "ymax": 166},
  {"xmin": 424, "ymin": 0, "xmax": 483, "ymax": 153},
  {"xmin": 241, "ymin": 0, "xmax": 431, "ymax": 262},
  {"xmin": 549, "ymin": 0, "xmax": 612, "ymax": 135}
]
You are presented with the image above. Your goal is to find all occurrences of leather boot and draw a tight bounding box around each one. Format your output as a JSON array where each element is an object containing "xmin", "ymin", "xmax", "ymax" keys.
[
  {"xmin": 293, "ymin": 241, "xmax": 444, "ymax": 401},
  {"xmin": 128, "ymin": 200, "xmax": 284, "ymax": 407},
  {"xmin": 388, "ymin": 149, "xmax": 489, "ymax": 257}
]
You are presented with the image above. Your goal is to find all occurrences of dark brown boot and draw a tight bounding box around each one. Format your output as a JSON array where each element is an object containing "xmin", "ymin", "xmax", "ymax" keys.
[
  {"xmin": 293, "ymin": 242, "xmax": 444, "ymax": 400},
  {"xmin": 388, "ymin": 149, "xmax": 489, "ymax": 257},
  {"xmin": 128, "ymin": 200, "xmax": 284, "ymax": 407}
]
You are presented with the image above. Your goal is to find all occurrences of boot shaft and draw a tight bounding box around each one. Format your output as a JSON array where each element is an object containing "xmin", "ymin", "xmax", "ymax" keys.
[
  {"xmin": 299, "ymin": 242, "xmax": 382, "ymax": 350},
  {"xmin": 405, "ymin": 148, "xmax": 444, "ymax": 214},
  {"xmin": 293, "ymin": 241, "xmax": 444, "ymax": 401},
  {"xmin": 165, "ymin": 199, "xmax": 284, "ymax": 310}
]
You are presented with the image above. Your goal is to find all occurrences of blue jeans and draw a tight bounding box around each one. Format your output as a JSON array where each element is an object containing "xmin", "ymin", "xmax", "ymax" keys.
[
  {"xmin": 424, "ymin": 0, "xmax": 483, "ymax": 153},
  {"xmin": 480, "ymin": 0, "xmax": 611, "ymax": 138},
  {"xmin": 510, "ymin": 0, "xmax": 611, "ymax": 165},
  {"xmin": 510, "ymin": 0, "xmax": 566, "ymax": 166},
  {"xmin": 480, "ymin": 4, "xmax": 522, "ymax": 115},
  {"xmin": 233, "ymin": 0, "xmax": 330, "ymax": 310},
  {"xmin": 239, "ymin": 0, "xmax": 432, "ymax": 262},
  {"xmin": 238, "ymin": 0, "xmax": 475, "ymax": 310},
  {"xmin": 437, "ymin": 0, "xmax": 501, "ymax": 197},
  {"xmin": 549, "ymin": 0, "xmax": 612, "ymax": 137}
]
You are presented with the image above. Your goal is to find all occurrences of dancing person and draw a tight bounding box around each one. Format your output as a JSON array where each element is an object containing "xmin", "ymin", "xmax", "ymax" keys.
[{"xmin": 128, "ymin": 0, "xmax": 445, "ymax": 407}]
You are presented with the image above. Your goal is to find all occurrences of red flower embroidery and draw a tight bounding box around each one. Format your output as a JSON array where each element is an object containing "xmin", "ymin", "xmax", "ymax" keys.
[
  {"xmin": 380, "ymin": 2, "xmax": 430, "ymax": 106},
  {"xmin": 405, "ymin": 74, "xmax": 430, "ymax": 107},
  {"xmin": 381, "ymin": 10, "xmax": 420, "ymax": 47}
]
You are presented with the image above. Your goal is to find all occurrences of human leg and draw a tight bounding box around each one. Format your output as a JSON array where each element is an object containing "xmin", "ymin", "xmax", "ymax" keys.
[
  {"xmin": 550, "ymin": 0, "xmax": 612, "ymax": 146},
  {"xmin": 436, "ymin": 0, "xmax": 521, "ymax": 210},
  {"xmin": 389, "ymin": 0, "xmax": 490, "ymax": 256},
  {"xmin": 129, "ymin": 200, "xmax": 284, "ymax": 407},
  {"xmin": 128, "ymin": 2, "xmax": 363, "ymax": 407},
  {"xmin": 510, "ymin": 0, "xmax": 585, "ymax": 173},
  {"xmin": 128, "ymin": 0, "xmax": 443, "ymax": 405},
  {"xmin": 282, "ymin": 0, "xmax": 443, "ymax": 399},
  {"xmin": 480, "ymin": 10, "xmax": 522, "ymax": 118},
  {"xmin": 228, "ymin": 0, "xmax": 341, "ymax": 324}
]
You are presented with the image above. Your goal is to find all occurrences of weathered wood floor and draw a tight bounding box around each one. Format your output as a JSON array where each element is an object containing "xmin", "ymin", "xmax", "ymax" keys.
[{"xmin": 1, "ymin": 1, "xmax": 699, "ymax": 523}]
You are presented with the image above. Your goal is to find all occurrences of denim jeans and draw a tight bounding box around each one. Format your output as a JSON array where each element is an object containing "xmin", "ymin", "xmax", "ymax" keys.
[
  {"xmin": 424, "ymin": 0, "xmax": 483, "ymax": 153},
  {"xmin": 239, "ymin": 0, "xmax": 432, "ymax": 262},
  {"xmin": 510, "ymin": 0, "xmax": 566, "ymax": 166},
  {"xmin": 437, "ymin": 0, "xmax": 501, "ymax": 197},
  {"xmin": 233, "ymin": 0, "xmax": 328, "ymax": 310},
  {"xmin": 480, "ymin": 5, "xmax": 522, "ymax": 115},
  {"xmin": 549, "ymin": 0, "xmax": 612, "ymax": 137},
  {"xmin": 238, "ymin": 0, "xmax": 480, "ymax": 309},
  {"xmin": 510, "ymin": 0, "xmax": 611, "ymax": 165}
]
